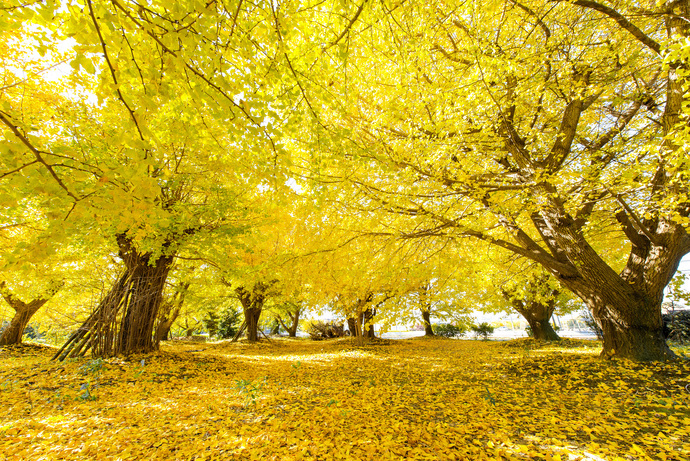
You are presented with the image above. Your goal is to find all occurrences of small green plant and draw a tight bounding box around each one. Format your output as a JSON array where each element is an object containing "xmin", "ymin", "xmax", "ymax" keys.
[
  {"xmin": 234, "ymin": 377, "xmax": 266, "ymax": 407},
  {"xmin": 79, "ymin": 358, "xmax": 105, "ymax": 377},
  {"xmin": 77, "ymin": 382, "xmax": 97, "ymax": 401},
  {"xmin": 483, "ymin": 385, "xmax": 496, "ymax": 406},
  {"xmin": 133, "ymin": 359, "xmax": 146, "ymax": 378},
  {"xmin": 204, "ymin": 307, "xmax": 242, "ymax": 339},
  {"xmin": 471, "ymin": 322, "xmax": 495, "ymax": 340},
  {"xmin": 76, "ymin": 358, "xmax": 106, "ymax": 401},
  {"xmin": 433, "ymin": 323, "xmax": 465, "ymax": 338}
]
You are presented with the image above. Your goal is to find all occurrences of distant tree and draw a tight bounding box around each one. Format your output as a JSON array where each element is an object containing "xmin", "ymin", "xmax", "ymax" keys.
[{"xmin": 0, "ymin": 281, "xmax": 61, "ymax": 345}]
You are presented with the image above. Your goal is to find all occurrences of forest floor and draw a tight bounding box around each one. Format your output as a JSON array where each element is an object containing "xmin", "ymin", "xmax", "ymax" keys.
[{"xmin": 0, "ymin": 338, "xmax": 689, "ymax": 461}]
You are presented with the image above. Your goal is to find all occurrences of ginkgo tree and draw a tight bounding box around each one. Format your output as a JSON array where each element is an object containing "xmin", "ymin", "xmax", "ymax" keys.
[
  {"xmin": 6, "ymin": 0, "xmax": 690, "ymax": 363},
  {"xmin": 1, "ymin": 0, "xmax": 296, "ymax": 357},
  {"xmin": 286, "ymin": 0, "xmax": 690, "ymax": 360},
  {"xmin": 373, "ymin": 239, "xmax": 478, "ymax": 336},
  {"xmin": 495, "ymin": 264, "xmax": 572, "ymax": 341}
]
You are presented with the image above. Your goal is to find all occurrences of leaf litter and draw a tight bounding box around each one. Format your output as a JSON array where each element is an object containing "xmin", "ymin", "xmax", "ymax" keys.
[{"xmin": 0, "ymin": 338, "xmax": 688, "ymax": 460}]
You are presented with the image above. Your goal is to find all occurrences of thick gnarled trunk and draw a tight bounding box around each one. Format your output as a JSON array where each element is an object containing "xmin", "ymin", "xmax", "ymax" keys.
[
  {"xmin": 54, "ymin": 235, "xmax": 174, "ymax": 360},
  {"xmin": 597, "ymin": 307, "xmax": 671, "ymax": 361},
  {"xmin": 244, "ymin": 306, "xmax": 261, "ymax": 342},
  {"xmin": 534, "ymin": 213, "xmax": 685, "ymax": 361},
  {"xmin": 0, "ymin": 282, "xmax": 60, "ymax": 346}
]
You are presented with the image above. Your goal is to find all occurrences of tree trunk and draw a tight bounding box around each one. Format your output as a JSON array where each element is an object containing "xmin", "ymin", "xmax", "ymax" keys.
[
  {"xmin": 421, "ymin": 309, "xmax": 434, "ymax": 336},
  {"xmin": 362, "ymin": 307, "xmax": 376, "ymax": 338},
  {"xmin": 0, "ymin": 282, "xmax": 60, "ymax": 346},
  {"xmin": 345, "ymin": 293, "xmax": 377, "ymax": 345},
  {"xmin": 0, "ymin": 301, "xmax": 44, "ymax": 345},
  {"xmin": 288, "ymin": 309, "xmax": 300, "ymax": 337},
  {"xmin": 278, "ymin": 308, "xmax": 300, "ymax": 337},
  {"xmin": 418, "ymin": 282, "xmax": 435, "ymax": 336},
  {"xmin": 592, "ymin": 299, "xmax": 673, "ymax": 361},
  {"xmin": 155, "ymin": 306, "xmax": 181, "ymax": 343},
  {"xmin": 524, "ymin": 313, "xmax": 560, "ymax": 341},
  {"xmin": 245, "ymin": 306, "xmax": 261, "ymax": 342},
  {"xmin": 155, "ymin": 317, "xmax": 174, "ymax": 343},
  {"xmin": 549, "ymin": 252, "xmax": 680, "ymax": 360},
  {"xmin": 501, "ymin": 273, "xmax": 561, "ymax": 341},
  {"xmin": 54, "ymin": 235, "xmax": 174, "ymax": 360},
  {"xmin": 154, "ymin": 282, "xmax": 189, "ymax": 343},
  {"xmin": 347, "ymin": 317, "xmax": 357, "ymax": 336},
  {"xmin": 531, "ymin": 215, "xmax": 683, "ymax": 361},
  {"xmin": 270, "ymin": 319, "xmax": 280, "ymax": 335},
  {"xmin": 235, "ymin": 282, "xmax": 272, "ymax": 342}
]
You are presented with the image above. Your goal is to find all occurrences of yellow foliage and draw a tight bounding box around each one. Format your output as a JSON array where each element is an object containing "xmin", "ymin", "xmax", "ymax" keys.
[{"xmin": 0, "ymin": 339, "xmax": 688, "ymax": 460}]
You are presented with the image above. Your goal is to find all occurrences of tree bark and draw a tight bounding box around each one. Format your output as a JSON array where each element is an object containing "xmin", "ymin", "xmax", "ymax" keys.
[
  {"xmin": 54, "ymin": 235, "xmax": 174, "ymax": 360},
  {"xmin": 501, "ymin": 279, "xmax": 561, "ymax": 341},
  {"xmin": 245, "ymin": 306, "xmax": 261, "ymax": 342},
  {"xmin": 523, "ymin": 308, "xmax": 560, "ymax": 341},
  {"xmin": 154, "ymin": 282, "xmax": 189, "ymax": 343},
  {"xmin": 277, "ymin": 307, "xmax": 300, "ymax": 337},
  {"xmin": 529, "ymin": 206, "xmax": 684, "ymax": 360},
  {"xmin": 0, "ymin": 305, "xmax": 39, "ymax": 345},
  {"xmin": 418, "ymin": 282, "xmax": 435, "ymax": 336},
  {"xmin": 594, "ymin": 300, "xmax": 672, "ymax": 361},
  {"xmin": 345, "ymin": 293, "xmax": 380, "ymax": 345},
  {"xmin": 0, "ymin": 282, "xmax": 60, "ymax": 346},
  {"xmin": 288, "ymin": 309, "xmax": 300, "ymax": 337},
  {"xmin": 347, "ymin": 317, "xmax": 357, "ymax": 336},
  {"xmin": 235, "ymin": 282, "xmax": 273, "ymax": 342},
  {"xmin": 421, "ymin": 309, "xmax": 434, "ymax": 336},
  {"xmin": 362, "ymin": 307, "xmax": 376, "ymax": 339}
]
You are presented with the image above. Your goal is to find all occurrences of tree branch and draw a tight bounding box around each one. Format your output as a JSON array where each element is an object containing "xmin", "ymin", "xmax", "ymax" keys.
[
  {"xmin": 109, "ymin": 0, "xmax": 278, "ymax": 152},
  {"xmin": 542, "ymin": 69, "xmax": 590, "ymax": 172},
  {"xmin": 612, "ymin": 193, "xmax": 661, "ymax": 246},
  {"xmin": 0, "ymin": 111, "xmax": 78, "ymax": 201},
  {"xmin": 0, "ymin": 160, "xmax": 39, "ymax": 179},
  {"xmin": 331, "ymin": 0, "xmax": 368, "ymax": 47},
  {"xmin": 570, "ymin": 0, "xmax": 661, "ymax": 54},
  {"xmin": 615, "ymin": 209, "xmax": 649, "ymax": 249},
  {"xmin": 87, "ymin": 0, "xmax": 145, "ymax": 142}
]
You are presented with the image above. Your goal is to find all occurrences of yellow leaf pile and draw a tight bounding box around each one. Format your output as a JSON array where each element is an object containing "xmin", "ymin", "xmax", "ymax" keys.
[{"xmin": 1, "ymin": 339, "xmax": 688, "ymax": 460}]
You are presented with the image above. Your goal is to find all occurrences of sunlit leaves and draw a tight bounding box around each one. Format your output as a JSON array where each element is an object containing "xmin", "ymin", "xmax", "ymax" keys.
[{"xmin": 1, "ymin": 339, "xmax": 689, "ymax": 459}]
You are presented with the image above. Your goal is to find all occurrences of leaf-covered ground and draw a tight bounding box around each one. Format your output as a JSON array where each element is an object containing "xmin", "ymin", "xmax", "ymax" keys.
[{"xmin": 1, "ymin": 338, "xmax": 689, "ymax": 460}]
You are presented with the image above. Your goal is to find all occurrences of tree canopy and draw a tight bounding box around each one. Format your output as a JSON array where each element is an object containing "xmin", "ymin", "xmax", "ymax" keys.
[{"xmin": 1, "ymin": 0, "xmax": 690, "ymax": 361}]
